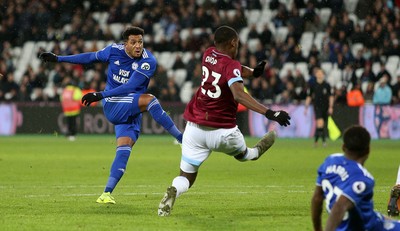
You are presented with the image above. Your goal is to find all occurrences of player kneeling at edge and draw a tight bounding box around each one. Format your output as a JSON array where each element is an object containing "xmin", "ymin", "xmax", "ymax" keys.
[
  {"xmin": 157, "ymin": 25, "xmax": 291, "ymax": 216},
  {"xmin": 311, "ymin": 125, "xmax": 400, "ymax": 231}
]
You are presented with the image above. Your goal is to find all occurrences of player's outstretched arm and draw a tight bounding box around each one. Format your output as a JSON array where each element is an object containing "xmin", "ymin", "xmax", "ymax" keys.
[
  {"xmin": 241, "ymin": 60, "xmax": 267, "ymax": 78},
  {"xmin": 325, "ymin": 196, "xmax": 354, "ymax": 231},
  {"xmin": 230, "ymin": 82, "xmax": 291, "ymax": 126},
  {"xmin": 39, "ymin": 52, "xmax": 97, "ymax": 64},
  {"xmin": 311, "ymin": 186, "xmax": 324, "ymax": 231},
  {"xmin": 38, "ymin": 52, "xmax": 58, "ymax": 62}
]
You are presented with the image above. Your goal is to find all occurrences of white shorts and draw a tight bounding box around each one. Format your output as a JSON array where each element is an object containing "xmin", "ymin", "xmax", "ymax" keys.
[{"xmin": 180, "ymin": 122, "xmax": 247, "ymax": 173}]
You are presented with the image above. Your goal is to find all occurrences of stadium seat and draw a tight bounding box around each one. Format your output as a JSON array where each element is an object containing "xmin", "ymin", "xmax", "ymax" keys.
[
  {"xmin": 355, "ymin": 68, "xmax": 364, "ymax": 78},
  {"xmin": 247, "ymin": 39, "xmax": 261, "ymax": 53},
  {"xmin": 153, "ymin": 30, "xmax": 165, "ymax": 44},
  {"xmin": 219, "ymin": 9, "xmax": 236, "ymax": 20},
  {"xmin": 275, "ymin": 27, "xmax": 289, "ymax": 43},
  {"xmin": 351, "ymin": 43, "xmax": 363, "ymax": 56},
  {"xmin": 84, "ymin": 41, "xmax": 94, "ymax": 51},
  {"xmin": 313, "ymin": 32, "xmax": 326, "ymax": 50},
  {"xmin": 300, "ymin": 32, "xmax": 314, "ymax": 57},
  {"xmin": 327, "ymin": 69, "xmax": 342, "ymax": 87},
  {"xmin": 345, "ymin": 0, "xmax": 359, "ymax": 13},
  {"xmin": 295, "ymin": 62, "xmax": 309, "ymax": 80},
  {"xmin": 319, "ymin": 8, "xmax": 332, "ymax": 25},
  {"xmin": 387, "ymin": 55, "xmax": 400, "ymax": 69},
  {"xmin": 280, "ymin": 62, "xmax": 295, "ymax": 79},
  {"xmin": 14, "ymin": 41, "xmax": 35, "ymax": 82},
  {"xmin": 348, "ymin": 13, "xmax": 358, "ymax": 25},
  {"xmin": 361, "ymin": 81, "xmax": 369, "ymax": 93},
  {"xmin": 260, "ymin": 9, "xmax": 273, "ymax": 24},
  {"xmin": 321, "ymin": 62, "xmax": 333, "ymax": 76},
  {"xmin": 385, "ymin": 60, "xmax": 398, "ymax": 80},
  {"xmin": 174, "ymin": 69, "xmax": 188, "ymax": 87},
  {"xmin": 245, "ymin": 9, "xmax": 261, "ymax": 25},
  {"xmin": 179, "ymin": 28, "xmax": 190, "ymax": 41},
  {"xmin": 372, "ymin": 62, "xmax": 381, "ymax": 76},
  {"xmin": 239, "ymin": 27, "xmax": 250, "ymax": 43},
  {"xmin": 109, "ymin": 23, "xmax": 125, "ymax": 40},
  {"xmin": 133, "ymin": 11, "xmax": 143, "ymax": 22},
  {"xmin": 180, "ymin": 81, "xmax": 193, "ymax": 103},
  {"xmin": 158, "ymin": 52, "xmax": 175, "ymax": 69},
  {"xmin": 96, "ymin": 40, "xmax": 107, "ymax": 49}
]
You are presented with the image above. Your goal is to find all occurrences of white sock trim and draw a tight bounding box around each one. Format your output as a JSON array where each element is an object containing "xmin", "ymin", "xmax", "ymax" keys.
[{"xmin": 172, "ymin": 176, "xmax": 190, "ymax": 198}]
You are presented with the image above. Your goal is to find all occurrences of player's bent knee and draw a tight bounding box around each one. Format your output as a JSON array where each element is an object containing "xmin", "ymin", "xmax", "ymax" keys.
[
  {"xmin": 117, "ymin": 137, "xmax": 134, "ymax": 147},
  {"xmin": 180, "ymin": 160, "xmax": 199, "ymax": 173}
]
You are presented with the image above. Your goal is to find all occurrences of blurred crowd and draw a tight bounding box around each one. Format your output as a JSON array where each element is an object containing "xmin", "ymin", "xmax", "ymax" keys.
[{"xmin": 0, "ymin": 0, "xmax": 400, "ymax": 106}]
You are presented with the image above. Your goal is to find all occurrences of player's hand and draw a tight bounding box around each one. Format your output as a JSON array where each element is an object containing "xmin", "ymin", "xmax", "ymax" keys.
[
  {"xmin": 39, "ymin": 52, "xmax": 58, "ymax": 63},
  {"xmin": 253, "ymin": 60, "xmax": 267, "ymax": 78},
  {"xmin": 265, "ymin": 109, "xmax": 291, "ymax": 127},
  {"xmin": 81, "ymin": 92, "xmax": 104, "ymax": 106}
]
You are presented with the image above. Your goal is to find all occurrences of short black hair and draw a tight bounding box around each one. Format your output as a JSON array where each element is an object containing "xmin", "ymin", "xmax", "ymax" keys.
[
  {"xmin": 122, "ymin": 26, "xmax": 144, "ymax": 41},
  {"xmin": 214, "ymin": 26, "xmax": 238, "ymax": 45},
  {"xmin": 343, "ymin": 125, "xmax": 371, "ymax": 157}
]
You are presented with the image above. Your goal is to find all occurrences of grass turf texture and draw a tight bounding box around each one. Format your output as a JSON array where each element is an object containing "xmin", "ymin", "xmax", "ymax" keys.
[{"xmin": 0, "ymin": 135, "xmax": 398, "ymax": 231}]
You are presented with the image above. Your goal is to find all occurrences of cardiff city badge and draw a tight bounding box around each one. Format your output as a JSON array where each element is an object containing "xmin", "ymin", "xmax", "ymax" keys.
[{"xmin": 132, "ymin": 62, "xmax": 138, "ymax": 70}]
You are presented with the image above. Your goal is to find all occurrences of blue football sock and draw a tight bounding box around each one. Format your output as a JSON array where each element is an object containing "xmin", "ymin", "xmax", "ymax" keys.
[
  {"xmin": 104, "ymin": 145, "xmax": 131, "ymax": 193},
  {"xmin": 147, "ymin": 98, "xmax": 182, "ymax": 143}
]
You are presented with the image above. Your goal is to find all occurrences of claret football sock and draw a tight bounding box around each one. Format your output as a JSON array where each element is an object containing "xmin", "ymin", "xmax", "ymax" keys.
[
  {"xmin": 147, "ymin": 98, "xmax": 183, "ymax": 143},
  {"xmin": 104, "ymin": 145, "xmax": 131, "ymax": 193}
]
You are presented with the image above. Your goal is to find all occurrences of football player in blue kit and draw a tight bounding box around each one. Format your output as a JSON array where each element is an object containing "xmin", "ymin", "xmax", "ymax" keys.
[
  {"xmin": 311, "ymin": 125, "xmax": 400, "ymax": 231},
  {"xmin": 39, "ymin": 26, "xmax": 182, "ymax": 204}
]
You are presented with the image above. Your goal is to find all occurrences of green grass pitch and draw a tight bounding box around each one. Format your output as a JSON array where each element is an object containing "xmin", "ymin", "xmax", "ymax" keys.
[{"xmin": 0, "ymin": 135, "xmax": 398, "ymax": 231}]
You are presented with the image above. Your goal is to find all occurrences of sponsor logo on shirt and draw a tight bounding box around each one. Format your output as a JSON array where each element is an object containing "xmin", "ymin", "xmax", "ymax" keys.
[
  {"xmin": 132, "ymin": 62, "xmax": 138, "ymax": 70},
  {"xmin": 233, "ymin": 68, "xmax": 241, "ymax": 77},
  {"xmin": 114, "ymin": 60, "xmax": 120, "ymax": 65},
  {"xmin": 352, "ymin": 181, "xmax": 366, "ymax": 194},
  {"xmin": 141, "ymin": 62, "xmax": 150, "ymax": 70},
  {"xmin": 119, "ymin": 69, "xmax": 130, "ymax": 77}
]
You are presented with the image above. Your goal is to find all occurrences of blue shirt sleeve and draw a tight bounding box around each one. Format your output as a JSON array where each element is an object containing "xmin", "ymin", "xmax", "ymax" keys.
[
  {"xmin": 58, "ymin": 52, "xmax": 97, "ymax": 64},
  {"xmin": 95, "ymin": 45, "xmax": 112, "ymax": 62},
  {"xmin": 57, "ymin": 45, "xmax": 112, "ymax": 64},
  {"xmin": 101, "ymin": 71, "xmax": 148, "ymax": 98}
]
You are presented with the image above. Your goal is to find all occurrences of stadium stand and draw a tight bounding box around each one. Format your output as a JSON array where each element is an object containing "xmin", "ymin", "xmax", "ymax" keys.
[{"xmin": 0, "ymin": 0, "xmax": 400, "ymax": 105}]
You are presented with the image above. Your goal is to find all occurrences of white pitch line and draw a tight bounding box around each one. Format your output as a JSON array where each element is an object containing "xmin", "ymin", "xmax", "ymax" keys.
[
  {"xmin": 2, "ymin": 184, "xmax": 306, "ymax": 189},
  {"xmin": 18, "ymin": 185, "xmax": 390, "ymax": 198}
]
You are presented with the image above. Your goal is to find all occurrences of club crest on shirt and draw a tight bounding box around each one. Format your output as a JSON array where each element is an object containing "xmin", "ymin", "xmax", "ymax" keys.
[
  {"xmin": 141, "ymin": 62, "xmax": 150, "ymax": 70},
  {"xmin": 132, "ymin": 62, "xmax": 138, "ymax": 70}
]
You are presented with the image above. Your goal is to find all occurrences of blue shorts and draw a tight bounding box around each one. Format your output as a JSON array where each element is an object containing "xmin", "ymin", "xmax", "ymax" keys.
[{"xmin": 102, "ymin": 93, "xmax": 143, "ymax": 141}]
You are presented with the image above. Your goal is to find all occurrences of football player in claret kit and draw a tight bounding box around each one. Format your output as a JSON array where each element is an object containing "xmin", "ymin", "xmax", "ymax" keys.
[
  {"xmin": 311, "ymin": 125, "xmax": 400, "ymax": 231},
  {"xmin": 158, "ymin": 25, "xmax": 291, "ymax": 216},
  {"xmin": 39, "ymin": 26, "xmax": 182, "ymax": 204}
]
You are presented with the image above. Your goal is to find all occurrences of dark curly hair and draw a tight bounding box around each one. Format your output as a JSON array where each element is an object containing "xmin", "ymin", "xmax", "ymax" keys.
[
  {"xmin": 343, "ymin": 125, "xmax": 371, "ymax": 157},
  {"xmin": 122, "ymin": 26, "xmax": 144, "ymax": 41}
]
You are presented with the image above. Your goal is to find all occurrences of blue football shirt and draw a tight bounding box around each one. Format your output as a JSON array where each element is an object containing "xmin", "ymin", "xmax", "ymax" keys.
[
  {"xmin": 95, "ymin": 43, "xmax": 157, "ymax": 96},
  {"xmin": 316, "ymin": 153, "xmax": 382, "ymax": 231}
]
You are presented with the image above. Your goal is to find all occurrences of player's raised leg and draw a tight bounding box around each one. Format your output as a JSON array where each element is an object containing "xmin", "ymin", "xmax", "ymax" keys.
[
  {"xmin": 253, "ymin": 130, "xmax": 276, "ymax": 159},
  {"xmin": 234, "ymin": 130, "xmax": 276, "ymax": 161},
  {"xmin": 141, "ymin": 94, "xmax": 183, "ymax": 143}
]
